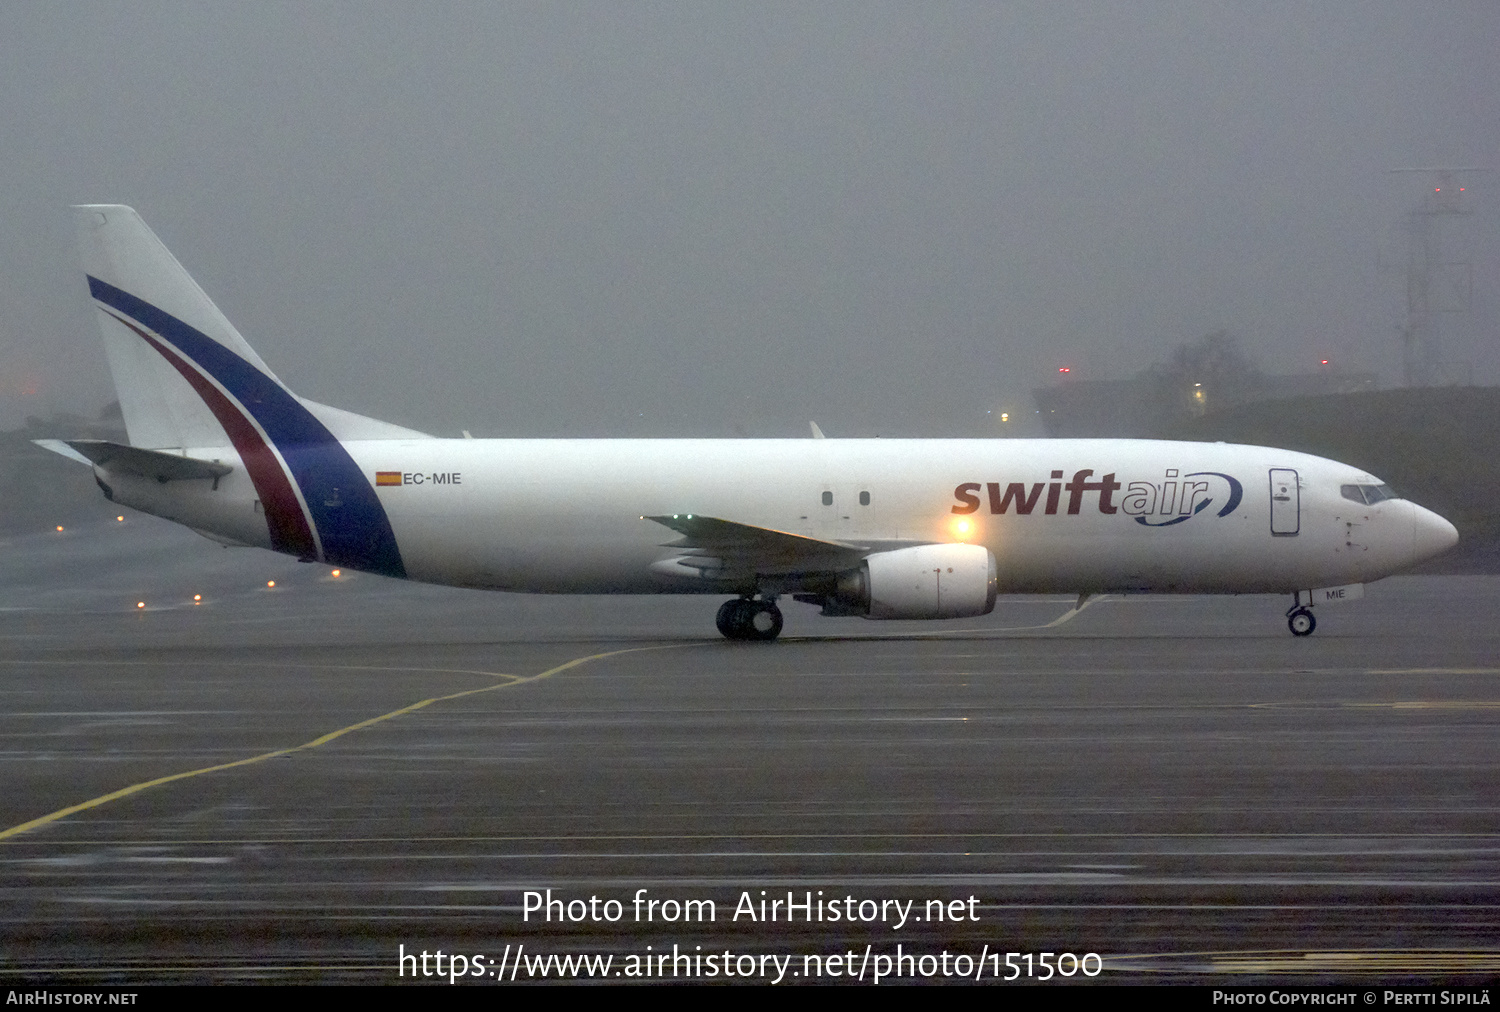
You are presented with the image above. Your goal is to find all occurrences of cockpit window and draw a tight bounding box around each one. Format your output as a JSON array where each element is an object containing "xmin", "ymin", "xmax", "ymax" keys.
[{"xmin": 1340, "ymin": 483, "xmax": 1400, "ymax": 505}]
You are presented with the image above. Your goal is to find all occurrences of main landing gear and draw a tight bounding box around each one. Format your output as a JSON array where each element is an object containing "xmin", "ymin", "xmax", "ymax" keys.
[
  {"xmin": 716, "ymin": 597, "xmax": 784, "ymax": 642},
  {"xmin": 1286, "ymin": 599, "xmax": 1316, "ymax": 637}
]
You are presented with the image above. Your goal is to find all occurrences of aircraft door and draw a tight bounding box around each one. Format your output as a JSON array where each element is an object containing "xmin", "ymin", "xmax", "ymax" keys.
[
  {"xmin": 1269, "ymin": 468, "xmax": 1300, "ymax": 537},
  {"xmin": 818, "ymin": 484, "xmax": 875, "ymax": 538}
]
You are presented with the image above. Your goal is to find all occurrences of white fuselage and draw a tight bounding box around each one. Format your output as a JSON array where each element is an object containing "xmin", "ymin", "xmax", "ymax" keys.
[
  {"xmin": 59, "ymin": 204, "xmax": 1462, "ymax": 639},
  {"xmin": 99, "ymin": 437, "xmax": 1457, "ymax": 598}
]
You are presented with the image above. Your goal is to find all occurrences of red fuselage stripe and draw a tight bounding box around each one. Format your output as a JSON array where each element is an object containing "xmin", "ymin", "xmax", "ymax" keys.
[{"xmin": 105, "ymin": 311, "xmax": 319, "ymax": 559}]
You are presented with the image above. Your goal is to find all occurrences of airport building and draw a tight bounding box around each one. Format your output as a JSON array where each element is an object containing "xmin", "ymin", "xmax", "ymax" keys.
[{"xmin": 1032, "ymin": 369, "xmax": 1378, "ymax": 437}]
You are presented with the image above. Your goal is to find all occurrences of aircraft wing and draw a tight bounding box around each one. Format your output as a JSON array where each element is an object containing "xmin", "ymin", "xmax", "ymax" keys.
[{"xmin": 644, "ymin": 514, "xmax": 871, "ymax": 577}]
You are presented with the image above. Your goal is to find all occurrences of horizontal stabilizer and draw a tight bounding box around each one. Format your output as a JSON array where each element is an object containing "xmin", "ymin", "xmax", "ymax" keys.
[
  {"xmin": 30, "ymin": 439, "xmax": 94, "ymax": 466},
  {"xmin": 49, "ymin": 439, "xmax": 233, "ymax": 483}
]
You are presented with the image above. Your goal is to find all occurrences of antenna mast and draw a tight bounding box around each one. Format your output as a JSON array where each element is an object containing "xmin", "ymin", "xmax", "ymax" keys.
[{"xmin": 1388, "ymin": 167, "xmax": 1486, "ymax": 386}]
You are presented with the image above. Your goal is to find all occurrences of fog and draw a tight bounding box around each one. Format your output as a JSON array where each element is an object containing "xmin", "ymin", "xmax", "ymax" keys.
[{"xmin": 1, "ymin": 3, "xmax": 1495, "ymax": 436}]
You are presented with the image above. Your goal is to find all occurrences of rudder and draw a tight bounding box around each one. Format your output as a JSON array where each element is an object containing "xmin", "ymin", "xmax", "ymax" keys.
[
  {"xmin": 71, "ymin": 204, "xmax": 409, "ymax": 577},
  {"xmin": 75, "ymin": 204, "xmax": 285, "ymax": 450}
]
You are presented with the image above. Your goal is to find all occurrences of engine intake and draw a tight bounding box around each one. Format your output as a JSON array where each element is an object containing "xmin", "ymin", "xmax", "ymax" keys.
[{"xmin": 825, "ymin": 543, "xmax": 998, "ymax": 619}]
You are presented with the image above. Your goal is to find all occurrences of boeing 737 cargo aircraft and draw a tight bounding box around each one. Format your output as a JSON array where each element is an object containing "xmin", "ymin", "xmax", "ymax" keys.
[{"xmin": 37, "ymin": 206, "xmax": 1458, "ymax": 640}]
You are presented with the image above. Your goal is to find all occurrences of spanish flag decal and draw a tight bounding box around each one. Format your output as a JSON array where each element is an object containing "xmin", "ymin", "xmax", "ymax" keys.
[{"xmin": 375, "ymin": 471, "xmax": 402, "ymax": 487}]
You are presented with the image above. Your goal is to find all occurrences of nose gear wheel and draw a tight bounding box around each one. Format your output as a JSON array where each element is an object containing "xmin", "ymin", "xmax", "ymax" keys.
[{"xmin": 1286, "ymin": 602, "xmax": 1316, "ymax": 637}]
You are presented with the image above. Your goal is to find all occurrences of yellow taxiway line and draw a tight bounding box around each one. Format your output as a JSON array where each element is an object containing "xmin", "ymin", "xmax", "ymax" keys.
[{"xmin": 0, "ymin": 645, "xmax": 667, "ymax": 842}]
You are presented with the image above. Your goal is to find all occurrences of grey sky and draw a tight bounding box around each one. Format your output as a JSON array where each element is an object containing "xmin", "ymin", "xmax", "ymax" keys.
[{"xmin": 1, "ymin": 2, "xmax": 1495, "ymax": 436}]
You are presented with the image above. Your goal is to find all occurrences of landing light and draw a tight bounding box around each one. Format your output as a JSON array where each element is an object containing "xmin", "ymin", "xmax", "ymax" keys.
[
  {"xmin": 136, "ymin": 601, "xmax": 145, "ymax": 609},
  {"xmin": 266, "ymin": 580, "xmax": 276, "ymax": 588},
  {"xmin": 55, "ymin": 525, "xmax": 64, "ymax": 532},
  {"xmin": 193, "ymin": 594, "xmax": 202, "ymax": 604},
  {"xmin": 952, "ymin": 518, "xmax": 973, "ymax": 538},
  {"xmin": 116, "ymin": 516, "xmax": 124, "ymax": 522},
  {"xmin": 331, "ymin": 569, "xmax": 341, "ymax": 578}
]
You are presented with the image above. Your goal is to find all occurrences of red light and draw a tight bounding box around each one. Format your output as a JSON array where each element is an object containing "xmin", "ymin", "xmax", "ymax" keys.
[
  {"xmin": 1320, "ymin": 359, "xmax": 1329, "ymax": 365},
  {"xmin": 1058, "ymin": 367, "xmax": 1071, "ymax": 374}
]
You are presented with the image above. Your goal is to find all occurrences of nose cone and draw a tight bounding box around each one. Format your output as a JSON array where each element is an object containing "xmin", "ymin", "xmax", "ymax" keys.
[{"xmin": 1411, "ymin": 503, "xmax": 1459, "ymax": 564}]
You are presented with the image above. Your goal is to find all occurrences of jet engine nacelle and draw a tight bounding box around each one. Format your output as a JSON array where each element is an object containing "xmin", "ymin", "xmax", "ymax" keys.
[{"xmin": 833, "ymin": 543, "xmax": 998, "ymax": 620}]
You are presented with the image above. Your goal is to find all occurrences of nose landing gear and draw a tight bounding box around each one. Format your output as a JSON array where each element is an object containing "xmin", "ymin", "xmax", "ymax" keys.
[
  {"xmin": 1286, "ymin": 600, "xmax": 1316, "ymax": 636},
  {"xmin": 716, "ymin": 597, "xmax": 784, "ymax": 642}
]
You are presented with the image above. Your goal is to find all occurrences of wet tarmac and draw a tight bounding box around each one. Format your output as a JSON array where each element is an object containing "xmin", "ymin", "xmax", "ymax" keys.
[{"xmin": 1, "ymin": 517, "xmax": 1497, "ymax": 984}]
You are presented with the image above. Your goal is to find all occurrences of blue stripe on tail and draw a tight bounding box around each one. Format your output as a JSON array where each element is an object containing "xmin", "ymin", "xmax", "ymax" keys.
[{"xmin": 88, "ymin": 276, "xmax": 407, "ymax": 578}]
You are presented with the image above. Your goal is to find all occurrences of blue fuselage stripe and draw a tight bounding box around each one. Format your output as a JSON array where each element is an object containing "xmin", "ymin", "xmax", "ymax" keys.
[{"xmin": 88, "ymin": 276, "xmax": 407, "ymax": 578}]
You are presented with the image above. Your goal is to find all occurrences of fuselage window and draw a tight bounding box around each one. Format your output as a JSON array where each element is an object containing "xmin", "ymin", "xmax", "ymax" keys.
[
  {"xmin": 821, "ymin": 490, "xmax": 833, "ymax": 506},
  {"xmin": 859, "ymin": 490, "xmax": 870, "ymax": 506}
]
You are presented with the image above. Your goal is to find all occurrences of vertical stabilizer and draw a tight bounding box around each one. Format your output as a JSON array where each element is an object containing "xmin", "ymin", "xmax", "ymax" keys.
[
  {"xmin": 74, "ymin": 204, "xmax": 283, "ymax": 449},
  {"xmin": 70, "ymin": 204, "xmax": 407, "ymax": 577}
]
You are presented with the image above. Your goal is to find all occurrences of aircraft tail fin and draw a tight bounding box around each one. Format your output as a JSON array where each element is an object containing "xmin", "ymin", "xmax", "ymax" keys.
[
  {"xmin": 74, "ymin": 205, "xmax": 287, "ymax": 449},
  {"xmin": 71, "ymin": 204, "xmax": 412, "ymax": 577}
]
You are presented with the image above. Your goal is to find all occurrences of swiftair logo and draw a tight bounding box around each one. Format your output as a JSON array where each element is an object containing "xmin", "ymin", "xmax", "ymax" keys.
[
  {"xmin": 1125, "ymin": 469, "xmax": 1242, "ymax": 526},
  {"xmin": 952, "ymin": 470, "xmax": 1121, "ymax": 516},
  {"xmin": 952, "ymin": 468, "xmax": 1243, "ymax": 527}
]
